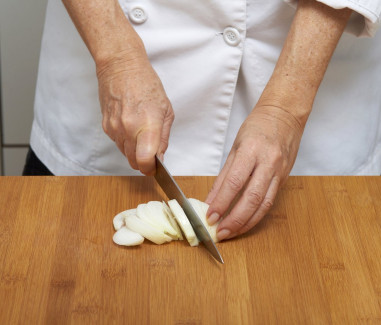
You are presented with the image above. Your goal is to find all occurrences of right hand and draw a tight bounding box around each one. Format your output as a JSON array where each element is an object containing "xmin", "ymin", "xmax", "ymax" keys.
[{"xmin": 96, "ymin": 51, "xmax": 175, "ymax": 175}]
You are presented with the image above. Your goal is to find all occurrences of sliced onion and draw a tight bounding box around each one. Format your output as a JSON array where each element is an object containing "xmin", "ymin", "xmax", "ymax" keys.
[
  {"xmin": 124, "ymin": 212, "xmax": 172, "ymax": 245},
  {"xmin": 145, "ymin": 201, "xmax": 178, "ymax": 237},
  {"xmin": 162, "ymin": 201, "xmax": 183, "ymax": 240},
  {"xmin": 188, "ymin": 198, "xmax": 219, "ymax": 243},
  {"xmin": 113, "ymin": 226, "xmax": 144, "ymax": 246},
  {"xmin": 136, "ymin": 202, "xmax": 178, "ymax": 238},
  {"xmin": 168, "ymin": 199, "xmax": 199, "ymax": 246},
  {"xmin": 113, "ymin": 210, "xmax": 129, "ymax": 231}
]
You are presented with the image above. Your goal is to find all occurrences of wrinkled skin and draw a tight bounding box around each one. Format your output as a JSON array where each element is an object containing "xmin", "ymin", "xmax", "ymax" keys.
[
  {"xmin": 97, "ymin": 55, "xmax": 174, "ymax": 175},
  {"xmin": 206, "ymin": 105, "xmax": 304, "ymax": 240}
]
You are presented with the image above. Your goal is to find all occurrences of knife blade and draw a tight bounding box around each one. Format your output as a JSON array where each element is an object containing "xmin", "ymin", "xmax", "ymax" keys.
[{"xmin": 154, "ymin": 155, "xmax": 224, "ymax": 264}]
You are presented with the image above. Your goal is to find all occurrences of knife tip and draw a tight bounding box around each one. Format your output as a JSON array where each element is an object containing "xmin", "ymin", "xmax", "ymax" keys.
[{"xmin": 214, "ymin": 252, "xmax": 224, "ymax": 264}]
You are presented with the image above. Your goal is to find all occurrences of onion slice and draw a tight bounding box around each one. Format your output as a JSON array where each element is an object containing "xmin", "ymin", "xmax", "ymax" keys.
[
  {"xmin": 188, "ymin": 198, "xmax": 219, "ymax": 243},
  {"xmin": 113, "ymin": 226, "xmax": 144, "ymax": 246},
  {"xmin": 113, "ymin": 210, "xmax": 129, "ymax": 231},
  {"xmin": 168, "ymin": 199, "xmax": 199, "ymax": 246},
  {"xmin": 137, "ymin": 202, "xmax": 178, "ymax": 238},
  {"xmin": 124, "ymin": 211, "xmax": 172, "ymax": 245},
  {"xmin": 162, "ymin": 201, "xmax": 183, "ymax": 240}
]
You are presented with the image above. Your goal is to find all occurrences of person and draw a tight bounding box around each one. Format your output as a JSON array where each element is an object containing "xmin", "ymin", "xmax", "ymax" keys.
[{"xmin": 24, "ymin": 0, "xmax": 381, "ymax": 241}]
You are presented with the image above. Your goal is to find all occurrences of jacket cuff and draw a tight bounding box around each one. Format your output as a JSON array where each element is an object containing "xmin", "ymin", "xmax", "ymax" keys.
[{"xmin": 283, "ymin": 0, "xmax": 380, "ymax": 37}]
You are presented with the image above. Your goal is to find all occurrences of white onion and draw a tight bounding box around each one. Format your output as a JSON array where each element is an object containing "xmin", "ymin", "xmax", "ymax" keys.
[
  {"xmin": 168, "ymin": 199, "xmax": 199, "ymax": 247},
  {"xmin": 124, "ymin": 212, "xmax": 172, "ymax": 245},
  {"xmin": 113, "ymin": 226, "xmax": 144, "ymax": 246},
  {"xmin": 112, "ymin": 199, "xmax": 219, "ymax": 247}
]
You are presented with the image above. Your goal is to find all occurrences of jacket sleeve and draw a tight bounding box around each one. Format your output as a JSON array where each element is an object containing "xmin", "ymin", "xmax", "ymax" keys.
[{"xmin": 283, "ymin": 0, "xmax": 381, "ymax": 37}]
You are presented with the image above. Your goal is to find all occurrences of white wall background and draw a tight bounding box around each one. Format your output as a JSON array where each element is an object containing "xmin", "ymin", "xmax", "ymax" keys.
[{"xmin": 0, "ymin": 0, "xmax": 48, "ymax": 175}]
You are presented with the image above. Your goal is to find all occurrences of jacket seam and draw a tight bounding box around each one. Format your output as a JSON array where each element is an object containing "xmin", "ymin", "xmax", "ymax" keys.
[{"xmin": 346, "ymin": 0, "xmax": 379, "ymax": 20}]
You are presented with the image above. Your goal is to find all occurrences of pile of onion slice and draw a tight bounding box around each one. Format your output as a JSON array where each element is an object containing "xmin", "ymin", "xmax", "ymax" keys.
[{"xmin": 112, "ymin": 199, "xmax": 219, "ymax": 246}]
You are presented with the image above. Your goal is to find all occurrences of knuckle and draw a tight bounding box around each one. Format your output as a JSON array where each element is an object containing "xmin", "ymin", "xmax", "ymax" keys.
[
  {"xmin": 167, "ymin": 111, "xmax": 175, "ymax": 124},
  {"xmin": 231, "ymin": 216, "xmax": 245, "ymax": 228},
  {"xmin": 226, "ymin": 173, "xmax": 245, "ymax": 192},
  {"xmin": 282, "ymin": 159, "xmax": 290, "ymax": 172},
  {"xmin": 154, "ymin": 99, "xmax": 169, "ymax": 114},
  {"xmin": 273, "ymin": 148, "xmax": 283, "ymax": 162},
  {"xmin": 268, "ymin": 147, "xmax": 283, "ymax": 165},
  {"xmin": 102, "ymin": 119, "xmax": 108, "ymax": 134},
  {"xmin": 137, "ymin": 155, "xmax": 153, "ymax": 164},
  {"xmin": 136, "ymin": 148, "xmax": 156, "ymax": 164},
  {"xmin": 109, "ymin": 117, "xmax": 120, "ymax": 131},
  {"xmin": 246, "ymin": 189, "xmax": 263, "ymax": 207},
  {"xmin": 168, "ymin": 108, "xmax": 175, "ymax": 121},
  {"xmin": 262, "ymin": 198, "xmax": 274, "ymax": 209},
  {"xmin": 273, "ymin": 175, "xmax": 281, "ymax": 186},
  {"xmin": 121, "ymin": 115, "xmax": 135, "ymax": 131},
  {"xmin": 235, "ymin": 147, "xmax": 253, "ymax": 163},
  {"xmin": 163, "ymin": 97, "xmax": 171, "ymax": 108}
]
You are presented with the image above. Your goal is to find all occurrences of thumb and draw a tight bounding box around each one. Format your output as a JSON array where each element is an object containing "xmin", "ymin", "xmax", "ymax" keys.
[{"xmin": 136, "ymin": 126, "xmax": 161, "ymax": 175}]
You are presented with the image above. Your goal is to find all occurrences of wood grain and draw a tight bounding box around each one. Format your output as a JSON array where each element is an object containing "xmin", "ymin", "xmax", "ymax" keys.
[{"xmin": 0, "ymin": 176, "xmax": 380, "ymax": 324}]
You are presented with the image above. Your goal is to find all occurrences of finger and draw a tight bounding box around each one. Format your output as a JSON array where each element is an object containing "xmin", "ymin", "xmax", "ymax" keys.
[
  {"xmin": 117, "ymin": 127, "xmax": 139, "ymax": 170},
  {"xmin": 228, "ymin": 176, "xmax": 280, "ymax": 239},
  {"xmin": 205, "ymin": 152, "xmax": 235, "ymax": 205},
  {"xmin": 157, "ymin": 108, "xmax": 174, "ymax": 159},
  {"xmin": 101, "ymin": 114, "xmax": 110, "ymax": 136},
  {"xmin": 206, "ymin": 150, "xmax": 255, "ymax": 226},
  {"xmin": 204, "ymin": 153, "xmax": 234, "ymax": 225},
  {"xmin": 101, "ymin": 101, "xmax": 117, "ymax": 138},
  {"xmin": 119, "ymin": 111, "xmax": 141, "ymax": 170},
  {"xmin": 216, "ymin": 164, "xmax": 274, "ymax": 240},
  {"xmin": 102, "ymin": 101, "xmax": 123, "ymax": 144},
  {"xmin": 123, "ymin": 137, "xmax": 138, "ymax": 170},
  {"xmin": 136, "ymin": 125, "xmax": 162, "ymax": 175},
  {"xmin": 104, "ymin": 113, "xmax": 129, "ymax": 162}
]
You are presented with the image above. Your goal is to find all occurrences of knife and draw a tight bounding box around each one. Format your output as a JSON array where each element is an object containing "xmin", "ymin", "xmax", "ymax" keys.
[{"xmin": 154, "ymin": 155, "xmax": 224, "ymax": 264}]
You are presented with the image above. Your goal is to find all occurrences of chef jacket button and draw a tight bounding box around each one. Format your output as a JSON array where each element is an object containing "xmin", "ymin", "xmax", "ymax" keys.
[
  {"xmin": 223, "ymin": 27, "xmax": 241, "ymax": 46},
  {"xmin": 128, "ymin": 7, "xmax": 147, "ymax": 24}
]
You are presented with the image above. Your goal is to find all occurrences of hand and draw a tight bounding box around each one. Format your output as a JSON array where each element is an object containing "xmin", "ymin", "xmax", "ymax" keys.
[
  {"xmin": 204, "ymin": 0, "xmax": 351, "ymax": 242},
  {"xmin": 205, "ymin": 104, "xmax": 304, "ymax": 241},
  {"xmin": 96, "ymin": 52, "xmax": 174, "ymax": 175}
]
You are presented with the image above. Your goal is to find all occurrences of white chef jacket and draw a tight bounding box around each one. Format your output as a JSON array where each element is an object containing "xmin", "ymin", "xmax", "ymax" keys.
[{"xmin": 30, "ymin": 0, "xmax": 381, "ymax": 176}]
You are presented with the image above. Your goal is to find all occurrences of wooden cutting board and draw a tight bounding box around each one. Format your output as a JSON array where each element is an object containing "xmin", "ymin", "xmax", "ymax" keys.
[{"xmin": 0, "ymin": 176, "xmax": 380, "ymax": 324}]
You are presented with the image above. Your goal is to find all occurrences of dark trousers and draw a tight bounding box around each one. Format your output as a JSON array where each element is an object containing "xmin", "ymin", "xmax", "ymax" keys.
[{"xmin": 22, "ymin": 147, "xmax": 54, "ymax": 176}]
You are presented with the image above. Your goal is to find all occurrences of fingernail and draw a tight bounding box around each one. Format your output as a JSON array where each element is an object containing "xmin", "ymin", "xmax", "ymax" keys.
[
  {"xmin": 217, "ymin": 229, "xmax": 231, "ymax": 241},
  {"xmin": 207, "ymin": 212, "xmax": 220, "ymax": 225}
]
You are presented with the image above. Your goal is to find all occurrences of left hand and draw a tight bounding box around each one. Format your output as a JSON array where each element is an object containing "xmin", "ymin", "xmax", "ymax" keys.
[
  {"xmin": 205, "ymin": 0, "xmax": 351, "ymax": 241},
  {"xmin": 205, "ymin": 104, "xmax": 304, "ymax": 241}
]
